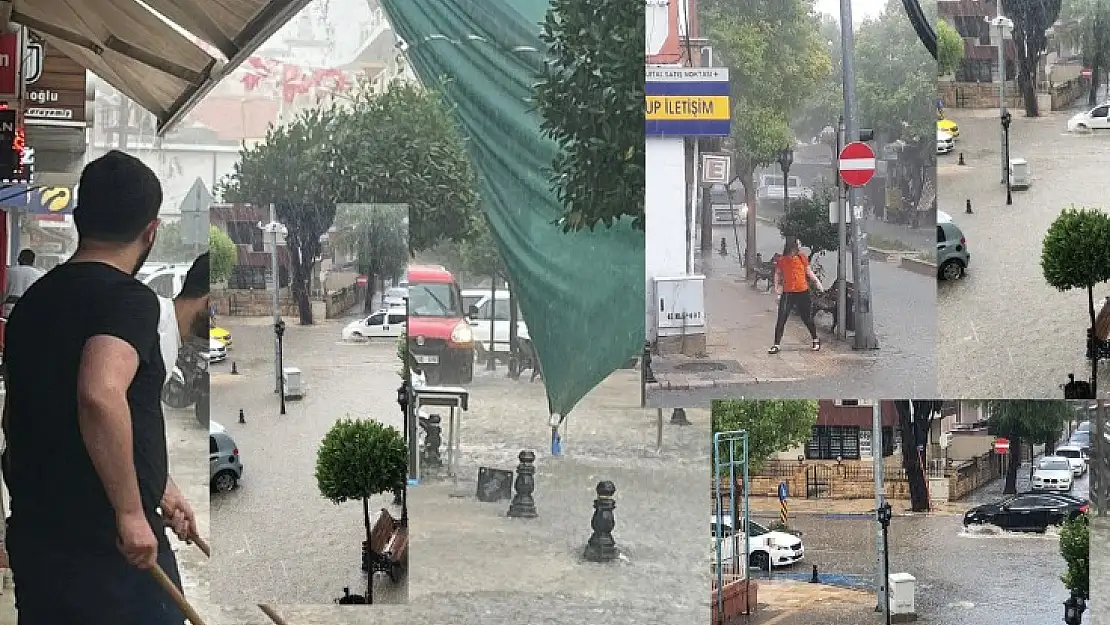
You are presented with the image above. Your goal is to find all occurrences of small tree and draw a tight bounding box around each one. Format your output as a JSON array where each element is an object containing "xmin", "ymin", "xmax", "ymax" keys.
[
  {"xmin": 936, "ymin": 19, "xmax": 966, "ymax": 77},
  {"xmin": 1041, "ymin": 207, "xmax": 1110, "ymax": 390},
  {"xmin": 315, "ymin": 418, "xmax": 407, "ymax": 566},
  {"xmin": 710, "ymin": 400, "xmax": 819, "ymax": 472},
  {"xmin": 209, "ymin": 226, "xmax": 236, "ymax": 284},
  {"xmin": 1060, "ymin": 514, "xmax": 1089, "ymax": 600},
  {"xmin": 777, "ymin": 190, "xmax": 839, "ymax": 264},
  {"xmin": 535, "ymin": 0, "xmax": 645, "ymax": 231},
  {"xmin": 333, "ymin": 204, "xmax": 408, "ymax": 312},
  {"xmin": 985, "ymin": 400, "xmax": 1072, "ymax": 493}
]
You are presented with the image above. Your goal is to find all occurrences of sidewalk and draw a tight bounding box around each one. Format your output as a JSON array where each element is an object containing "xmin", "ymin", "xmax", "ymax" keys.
[
  {"xmin": 745, "ymin": 495, "xmax": 965, "ymax": 518},
  {"xmin": 648, "ymin": 253, "xmax": 868, "ymax": 391},
  {"xmin": 747, "ymin": 579, "xmax": 877, "ymax": 624}
]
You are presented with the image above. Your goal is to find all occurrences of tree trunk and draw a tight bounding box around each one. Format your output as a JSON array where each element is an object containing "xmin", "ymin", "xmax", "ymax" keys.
[
  {"xmin": 1015, "ymin": 43, "xmax": 1040, "ymax": 117},
  {"xmin": 1004, "ymin": 437, "xmax": 1023, "ymax": 494},
  {"xmin": 288, "ymin": 234, "xmax": 319, "ymax": 325},
  {"xmin": 1089, "ymin": 62, "xmax": 1101, "ymax": 106},
  {"xmin": 896, "ymin": 401, "xmax": 930, "ymax": 512},
  {"xmin": 742, "ymin": 167, "xmax": 758, "ymax": 277},
  {"xmin": 363, "ymin": 273, "xmax": 377, "ymax": 314},
  {"xmin": 1091, "ymin": 285, "xmax": 1099, "ymax": 394}
]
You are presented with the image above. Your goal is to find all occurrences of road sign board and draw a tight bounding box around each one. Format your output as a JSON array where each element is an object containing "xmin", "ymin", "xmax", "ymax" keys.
[
  {"xmin": 645, "ymin": 67, "xmax": 730, "ymax": 137},
  {"xmin": 178, "ymin": 178, "xmax": 212, "ymax": 246},
  {"xmin": 838, "ymin": 141, "xmax": 876, "ymax": 187},
  {"xmin": 993, "ymin": 438, "xmax": 1010, "ymax": 454},
  {"xmin": 700, "ymin": 152, "xmax": 731, "ymax": 185},
  {"xmin": 777, "ymin": 481, "xmax": 788, "ymax": 501},
  {"xmin": 1082, "ymin": 69, "xmax": 1093, "ymax": 77}
]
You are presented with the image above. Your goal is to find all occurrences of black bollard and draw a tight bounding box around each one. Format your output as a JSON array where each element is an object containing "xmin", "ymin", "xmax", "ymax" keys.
[
  {"xmin": 231, "ymin": 361, "xmax": 239, "ymax": 375},
  {"xmin": 719, "ymin": 237, "xmax": 727, "ymax": 256},
  {"xmin": 958, "ymin": 152, "xmax": 965, "ymax": 166},
  {"xmin": 965, "ymin": 199, "xmax": 972, "ymax": 214},
  {"xmin": 584, "ymin": 481, "xmax": 618, "ymax": 562},
  {"xmin": 507, "ymin": 450, "xmax": 539, "ymax": 518},
  {"xmin": 238, "ymin": 409, "xmax": 245, "ymax": 424},
  {"xmin": 392, "ymin": 483, "xmax": 403, "ymax": 506},
  {"xmin": 642, "ymin": 342, "xmax": 657, "ymax": 384},
  {"xmin": 810, "ymin": 564, "xmax": 819, "ymax": 583},
  {"xmin": 421, "ymin": 414, "xmax": 443, "ymax": 467},
  {"xmin": 670, "ymin": 408, "xmax": 691, "ymax": 425}
]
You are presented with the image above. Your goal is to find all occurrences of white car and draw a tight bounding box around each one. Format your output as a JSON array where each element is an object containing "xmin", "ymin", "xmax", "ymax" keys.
[
  {"xmin": 1067, "ymin": 103, "xmax": 1110, "ymax": 132},
  {"xmin": 1054, "ymin": 445, "xmax": 1088, "ymax": 476},
  {"xmin": 712, "ymin": 203, "xmax": 748, "ymax": 225},
  {"xmin": 141, "ymin": 264, "xmax": 190, "ymax": 299},
  {"xmin": 382, "ymin": 287, "xmax": 408, "ymax": 309},
  {"xmin": 1031, "ymin": 456, "xmax": 1074, "ymax": 492},
  {"xmin": 711, "ymin": 515, "xmax": 804, "ymax": 571},
  {"xmin": 461, "ymin": 290, "xmax": 530, "ymax": 357},
  {"xmin": 207, "ymin": 338, "xmax": 227, "ymax": 363},
  {"xmin": 342, "ymin": 307, "xmax": 407, "ymax": 340},
  {"xmin": 936, "ymin": 130, "xmax": 955, "ymax": 154}
]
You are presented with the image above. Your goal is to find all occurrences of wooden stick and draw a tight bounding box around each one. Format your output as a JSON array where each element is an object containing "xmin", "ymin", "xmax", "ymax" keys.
[
  {"xmin": 190, "ymin": 533, "xmax": 211, "ymax": 558},
  {"xmin": 258, "ymin": 604, "xmax": 292, "ymax": 625},
  {"xmin": 149, "ymin": 564, "xmax": 207, "ymax": 625}
]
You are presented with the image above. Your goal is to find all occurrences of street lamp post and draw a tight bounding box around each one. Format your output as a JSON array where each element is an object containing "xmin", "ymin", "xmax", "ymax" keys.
[
  {"xmin": 877, "ymin": 502, "xmax": 893, "ymax": 625},
  {"xmin": 778, "ymin": 148, "xmax": 794, "ymax": 217},
  {"xmin": 988, "ymin": 15, "xmax": 1014, "ymax": 184},
  {"xmin": 1001, "ymin": 111, "xmax": 1012, "ymax": 205},
  {"xmin": 258, "ymin": 210, "xmax": 288, "ymax": 402},
  {"xmin": 275, "ymin": 320, "xmax": 286, "ymax": 415}
]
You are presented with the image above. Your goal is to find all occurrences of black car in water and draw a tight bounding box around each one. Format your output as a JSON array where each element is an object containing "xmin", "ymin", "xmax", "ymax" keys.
[{"xmin": 963, "ymin": 492, "xmax": 1089, "ymax": 532}]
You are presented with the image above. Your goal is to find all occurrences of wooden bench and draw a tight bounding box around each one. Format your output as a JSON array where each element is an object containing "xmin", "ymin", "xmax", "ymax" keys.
[
  {"xmin": 365, "ymin": 508, "xmax": 408, "ymax": 583},
  {"xmin": 749, "ymin": 253, "xmax": 779, "ymax": 291},
  {"xmin": 811, "ymin": 278, "xmax": 854, "ymax": 334}
]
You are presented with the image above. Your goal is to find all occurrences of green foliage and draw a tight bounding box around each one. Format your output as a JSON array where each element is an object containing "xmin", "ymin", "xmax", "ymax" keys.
[
  {"xmin": 711, "ymin": 400, "xmax": 819, "ymax": 471},
  {"xmin": 458, "ymin": 218, "xmax": 505, "ymax": 278},
  {"xmin": 1041, "ymin": 207, "xmax": 1110, "ymax": 298},
  {"xmin": 984, "ymin": 400, "xmax": 1072, "ymax": 447},
  {"xmin": 1002, "ymin": 0, "xmax": 1062, "ymax": 116},
  {"xmin": 149, "ymin": 220, "xmax": 191, "ymax": 263},
  {"xmin": 778, "ymin": 189, "xmax": 839, "ymax": 261},
  {"xmin": 208, "ymin": 226, "xmax": 236, "ymax": 284},
  {"xmin": 221, "ymin": 83, "xmax": 481, "ymax": 322},
  {"xmin": 396, "ymin": 331, "xmax": 407, "ymax": 378},
  {"xmin": 704, "ymin": 0, "xmax": 832, "ymax": 185},
  {"xmin": 535, "ymin": 0, "xmax": 645, "ymax": 231},
  {"xmin": 333, "ymin": 204, "xmax": 409, "ymax": 284},
  {"xmin": 1060, "ymin": 0, "xmax": 1110, "ymax": 103},
  {"xmin": 1060, "ymin": 514, "xmax": 1090, "ymax": 598},
  {"xmin": 315, "ymin": 417, "xmax": 407, "ymax": 503},
  {"xmin": 936, "ymin": 19, "xmax": 966, "ymax": 76}
]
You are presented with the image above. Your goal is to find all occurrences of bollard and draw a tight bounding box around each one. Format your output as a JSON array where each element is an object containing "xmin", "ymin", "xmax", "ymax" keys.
[
  {"xmin": 392, "ymin": 483, "xmax": 403, "ymax": 506},
  {"xmin": 420, "ymin": 414, "xmax": 443, "ymax": 467},
  {"xmin": 642, "ymin": 342, "xmax": 657, "ymax": 384},
  {"xmin": 958, "ymin": 152, "xmax": 965, "ymax": 166},
  {"xmin": 965, "ymin": 199, "xmax": 972, "ymax": 214},
  {"xmin": 584, "ymin": 480, "xmax": 618, "ymax": 562},
  {"xmin": 231, "ymin": 361, "xmax": 239, "ymax": 375},
  {"xmin": 507, "ymin": 450, "xmax": 539, "ymax": 518},
  {"xmin": 719, "ymin": 237, "xmax": 727, "ymax": 256},
  {"xmin": 670, "ymin": 408, "xmax": 691, "ymax": 425},
  {"xmin": 238, "ymin": 409, "xmax": 246, "ymax": 424},
  {"xmin": 810, "ymin": 564, "xmax": 819, "ymax": 583}
]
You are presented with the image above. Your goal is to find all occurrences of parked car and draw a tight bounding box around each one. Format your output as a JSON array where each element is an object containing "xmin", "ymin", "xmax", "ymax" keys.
[
  {"xmin": 210, "ymin": 326, "xmax": 232, "ymax": 348},
  {"xmin": 936, "ymin": 210, "xmax": 970, "ymax": 280},
  {"xmin": 1077, "ymin": 421, "xmax": 1090, "ymax": 433},
  {"xmin": 756, "ymin": 173, "xmax": 814, "ymax": 207},
  {"xmin": 382, "ymin": 287, "xmax": 408, "ymax": 309},
  {"xmin": 711, "ymin": 515, "xmax": 804, "ymax": 571},
  {"xmin": 206, "ymin": 338, "xmax": 228, "ymax": 363},
  {"xmin": 936, "ymin": 130, "xmax": 955, "ymax": 155},
  {"xmin": 963, "ymin": 493, "xmax": 1088, "ymax": 532},
  {"xmin": 140, "ymin": 264, "xmax": 191, "ymax": 299},
  {"xmin": 461, "ymin": 289, "xmax": 530, "ymax": 361},
  {"xmin": 210, "ymin": 421, "xmax": 243, "ymax": 493},
  {"xmin": 937, "ymin": 117, "xmax": 960, "ymax": 138},
  {"xmin": 1067, "ymin": 104, "xmax": 1110, "ymax": 132},
  {"xmin": 1053, "ymin": 444, "xmax": 1088, "ymax": 476},
  {"xmin": 1069, "ymin": 430, "xmax": 1092, "ymax": 454},
  {"xmin": 407, "ymin": 265, "xmax": 474, "ymax": 384},
  {"xmin": 342, "ymin": 307, "xmax": 407, "ymax": 340},
  {"xmin": 1031, "ymin": 456, "xmax": 1074, "ymax": 492}
]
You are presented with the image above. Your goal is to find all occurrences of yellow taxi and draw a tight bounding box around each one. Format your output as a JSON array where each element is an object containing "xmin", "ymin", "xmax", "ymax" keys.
[
  {"xmin": 937, "ymin": 118, "xmax": 959, "ymax": 138},
  {"xmin": 210, "ymin": 326, "xmax": 232, "ymax": 348}
]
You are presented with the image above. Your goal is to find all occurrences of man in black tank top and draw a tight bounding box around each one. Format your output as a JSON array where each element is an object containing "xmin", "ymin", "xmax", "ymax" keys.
[{"xmin": 2, "ymin": 151, "xmax": 196, "ymax": 625}]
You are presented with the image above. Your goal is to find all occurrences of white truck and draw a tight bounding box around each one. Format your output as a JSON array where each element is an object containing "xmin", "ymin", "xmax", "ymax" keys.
[
  {"xmin": 755, "ymin": 173, "xmax": 814, "ymax": 208},
  {"xmin": 462, "ymin": 289, "xmax": 530, "ymax": 362}
]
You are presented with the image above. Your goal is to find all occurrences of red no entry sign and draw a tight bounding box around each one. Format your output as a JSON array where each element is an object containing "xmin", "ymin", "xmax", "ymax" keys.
[
  {"xmin": 838, "ymin": 141, "xmax": 876, "ymax": 187},
  {"xmin": 993, "ymin": 438, "xmax": 1010, "ymax": 454}
]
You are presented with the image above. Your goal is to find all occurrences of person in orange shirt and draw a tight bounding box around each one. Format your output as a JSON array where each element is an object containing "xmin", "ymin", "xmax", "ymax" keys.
[{"xmin": 769, "ymin": 237, "xmax": 824, "ymax": 354}]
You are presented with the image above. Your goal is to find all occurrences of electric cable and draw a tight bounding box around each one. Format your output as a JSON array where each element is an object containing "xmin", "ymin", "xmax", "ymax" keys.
[{"xmin": 901, "ymin": 0, "xmax": 937, "ymax": 59}]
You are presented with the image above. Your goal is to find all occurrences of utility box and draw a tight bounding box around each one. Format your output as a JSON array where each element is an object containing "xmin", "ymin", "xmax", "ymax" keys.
[
  {"xmin": 282, "ymin": 367, "xmax": 304, "ymax": 399},
  {"xmin": 888, "ymin": 572, "xmax": 917, "ymax": 622},
  {"xmin": 1008, "ymin": 158, "xmax": 1030, "ymax": 190},
  {"xmin": 653, "ymin": 275, "xmax": 706, "ymax": 356}
]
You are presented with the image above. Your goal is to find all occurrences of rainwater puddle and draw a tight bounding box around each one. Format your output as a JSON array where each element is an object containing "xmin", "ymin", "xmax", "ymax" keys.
[{"xmin": 958, "ymin": 523, "xmax": 1061, "ymax": 539}]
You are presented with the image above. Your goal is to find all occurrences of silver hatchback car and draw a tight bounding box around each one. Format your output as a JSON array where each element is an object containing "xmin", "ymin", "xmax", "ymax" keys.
[
  {"xmin": 210, "ymin": 421, "xmax": 243, "ymax": 492},
  {"xmin": 937, "ymin": 210, "xmax": 970, "ymax": 280}
]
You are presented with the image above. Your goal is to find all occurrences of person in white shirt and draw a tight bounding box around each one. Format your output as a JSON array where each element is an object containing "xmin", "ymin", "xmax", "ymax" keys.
[{"xmin": 3, "ymin": 249, "xmax": 46, "ymax": 319}]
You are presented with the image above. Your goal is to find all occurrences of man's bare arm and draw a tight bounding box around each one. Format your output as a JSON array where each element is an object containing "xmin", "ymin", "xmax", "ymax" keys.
[{"xmin": 77, "ymin": 335, "xmax": 145, "ymax": 521}]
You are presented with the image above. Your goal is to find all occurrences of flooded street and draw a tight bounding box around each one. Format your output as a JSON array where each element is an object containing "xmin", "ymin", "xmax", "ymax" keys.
[{"xmin": 937, "ymin": 106, "xmax": 1110, "ymax": 398}]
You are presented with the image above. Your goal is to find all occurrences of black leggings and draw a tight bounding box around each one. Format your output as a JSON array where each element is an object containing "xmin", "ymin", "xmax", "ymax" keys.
[{"xmin": 774, "ymin": 290, "xmax": 817, "ymax": 344}]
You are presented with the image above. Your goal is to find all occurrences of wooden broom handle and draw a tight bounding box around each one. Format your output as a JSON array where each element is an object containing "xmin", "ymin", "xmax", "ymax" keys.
[
  {"xmin": 149, "ymin": 563, "xmax": 207, "ymax": 625},
  {"xmin": 259, "ymin": 604, "xmax": 293, "ymax": 625}
]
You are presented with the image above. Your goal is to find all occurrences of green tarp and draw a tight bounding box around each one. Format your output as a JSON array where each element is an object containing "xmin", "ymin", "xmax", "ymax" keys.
[{"xmin": 381, "ymin": 0, "xmax": 643, "ymax": 415}]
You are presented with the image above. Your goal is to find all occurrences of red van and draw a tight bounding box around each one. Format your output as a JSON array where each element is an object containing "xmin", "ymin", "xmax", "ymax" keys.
[{"xmin": 406, "ymin": 265, "xmax": 474, "ymax": 384}]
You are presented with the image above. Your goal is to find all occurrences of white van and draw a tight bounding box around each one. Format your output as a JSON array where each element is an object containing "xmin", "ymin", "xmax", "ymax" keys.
[{"xmin": 462, "ymin": 289, "xmax": 530, "ymax": 359}]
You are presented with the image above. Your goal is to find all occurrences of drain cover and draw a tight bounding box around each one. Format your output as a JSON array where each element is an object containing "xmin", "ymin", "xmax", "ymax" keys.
[{"xmin": 675, "ymin": 361, "xmax": 728, "ymax": 374}]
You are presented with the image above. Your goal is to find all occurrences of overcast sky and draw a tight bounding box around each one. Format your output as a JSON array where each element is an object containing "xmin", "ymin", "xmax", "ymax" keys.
[{"xmin": 815, "ymin": 0, "xmax": 888, "ymax": 25}]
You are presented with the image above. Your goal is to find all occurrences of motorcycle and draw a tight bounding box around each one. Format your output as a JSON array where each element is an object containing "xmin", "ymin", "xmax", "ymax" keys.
[{"xmin": 161, "ymin": 339, "xmax": 209, "ymax": 421}]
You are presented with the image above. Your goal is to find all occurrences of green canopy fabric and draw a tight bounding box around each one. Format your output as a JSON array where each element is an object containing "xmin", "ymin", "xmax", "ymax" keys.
[{"xmin": 381, "ymin": 0, "xmax": 643, "ymax": 415}]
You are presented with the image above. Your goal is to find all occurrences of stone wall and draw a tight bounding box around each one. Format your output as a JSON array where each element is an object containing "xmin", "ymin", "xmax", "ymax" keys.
[
  {"xmin": 212, "ymin": 288, "xmax": 299, "ymax": 317},
  {"xmin": 324, "ymin": 284, "xmax": 362, "ymax": 319},
  {"xmin": 948, "ymin": 451, "xmax": 1003, "ymax": 501},
  {"xmin": 939, "ymin": 78, "xmax": 1087, "ymax": 111}
]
